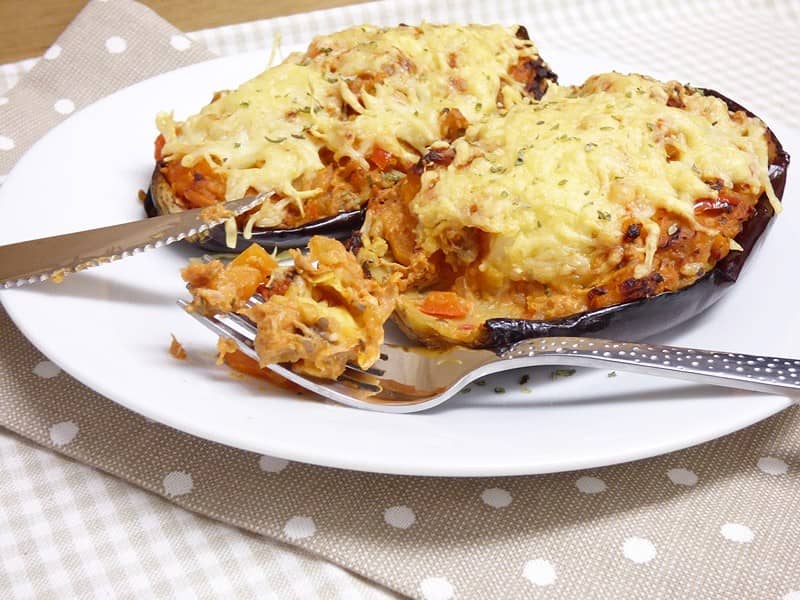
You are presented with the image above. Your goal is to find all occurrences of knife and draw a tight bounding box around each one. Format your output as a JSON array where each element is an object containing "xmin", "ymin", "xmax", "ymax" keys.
[{"xmin": 0, "ymin": 193, "xmax": 269, "ymax": 288}]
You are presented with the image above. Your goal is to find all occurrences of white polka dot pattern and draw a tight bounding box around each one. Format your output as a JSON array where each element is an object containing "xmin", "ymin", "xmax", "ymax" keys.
[
  {"xmin": 258, "ymin": 454, "xmax": 289, "ymax": 473},
  {"xmin": 667, "ymin": 468, "xmax": 698, "ymax": 486},
  {"xmin": 481, "ymin": 488, "xmax": 512, "ymax": 508},
  {"xmin": 0, "ymin": 436, "xmax": 381, "ymax": 599},
  {"xmin": 43, "ymin": 44, "xmax": 62, "ymax": 60},
  {"xmin": 170, "ymin": 35, "xmax": 192, "ymax": 51},
  {"xmin": 576, "ymin": 476, "xmax": 607, "ymax": 494},
  {"xmin": 53, "ymin": 98, "xmax": 75, "ymax": 115},
  {"xmin": 420, "ymin": 577, "xmax": 454, "ymax": 600},
  {"xmin": 48, "ymin": 421, "xmax": 78, "ymax": 446},
  {"xmin": 623, "ymin": 537, "xmax": 657, "ymax": 564},
  {"xmin": 283, "ymin": 516, "xmax": 316, "ymax": 540},
  {"xmin": 0, "ymin": 97, "xmax": 8, "ymax": 106},
  {"xmin": 162, "ymin": 471, "xmax": 193, "ymax": 497},
  {"xmin": 757, "ymin": 456, "xmax": 788, "ymax": 475},
  {"xmin": 33, "ymin": 360, "xmax": 61, "ymax": 378},
  {"xmin": 523, "ymin": 559, "xmax": 556, "ymax": 586},
  {"xmin": 105, "ymin": 36, "xmax": 127, "ymax": 54},
  {"xmin": 384, "ymin": 506, "xmax": 415, "ymax": 529},
  {"xmin": 0, "ymin": 135, "xmax": 14, "ymax": 151},
  {"xmin": 721, "ymin": 523, "xmax": 754, "ymax": 543}
]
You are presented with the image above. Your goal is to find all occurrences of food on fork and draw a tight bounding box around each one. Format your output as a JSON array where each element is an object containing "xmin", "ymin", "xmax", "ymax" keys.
[
  {"xmin": 149, "ymin": 23, "xmax": 556, "ymax": 252},
  {"xmin": 178, "ymin": 25, "xmax": 789, "ymax": 382},
  {"xmin": 183, "ymin": 238, "xmax": 396, "ymax": 379}
]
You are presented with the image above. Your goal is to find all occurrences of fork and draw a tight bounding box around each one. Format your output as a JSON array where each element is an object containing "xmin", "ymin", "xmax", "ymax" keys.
[{"xmin": 179, "ymin": 300, "xmax": 800, "ymax": 413}]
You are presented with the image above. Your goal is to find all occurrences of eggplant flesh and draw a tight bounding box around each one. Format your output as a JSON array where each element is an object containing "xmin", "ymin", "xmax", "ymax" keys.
[
  {"xmin": 480, "ymin": 89, "xmax": 790, "ymax": 350},
  {"xmin": 145, "ymin": 168, "xmax": 364, "ymax": 253}
]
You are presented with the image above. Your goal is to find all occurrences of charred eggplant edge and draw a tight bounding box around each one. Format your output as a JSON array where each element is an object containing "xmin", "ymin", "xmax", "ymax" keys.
[
  {"xmin": 145, "ymin": 168, "xmax": 364, "ymax": 252},
  {"xmin": 480, "ymin": 88, "xmax": 790, "ymax": 350}
]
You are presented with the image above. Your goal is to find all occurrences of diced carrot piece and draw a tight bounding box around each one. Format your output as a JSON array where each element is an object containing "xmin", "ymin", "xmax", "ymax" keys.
[
  {"xmin": 160, "ymin": 158, "xmax": 227, "ymax": 208},
  {"xmin": 169, "ymin": 334, "xmax": 187, "ymax": 359},
  {"xmin": 419, "ymin": 291, "xmax": 470, "ymax": 319},
  {"xmin": 154, "ymin": 134, "xmax": 166, "ymax": 161},
  {"xmin": 223, "ymin": 349, "xmax": 303, "ymax": 391},
  {"xmin": 230, "ymin": 243, "xmax": 277, "ymax": 274},
  {"xmin": 222, "ymin": 348, "xmax": 264, "ymax": 376},
  {"xmin": 227, "ymin": 244, "xmax": 277, "ymax": 302},
  {"xmin": 227, "ymin": 267, "xmax": 267, "ymax": 303}
]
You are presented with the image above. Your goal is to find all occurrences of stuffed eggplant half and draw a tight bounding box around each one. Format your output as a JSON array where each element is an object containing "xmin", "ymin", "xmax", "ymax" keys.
[
  {"xmin": 360, "ymin": 72, "xmax": 789, "ymax": 348},
  {"xmin": 183, "ymin": 69, "xmax": 788, "ymax": 381},
  {"xmin": 148, "ymin": 23, "xmax": 556, "ymax": 252}
]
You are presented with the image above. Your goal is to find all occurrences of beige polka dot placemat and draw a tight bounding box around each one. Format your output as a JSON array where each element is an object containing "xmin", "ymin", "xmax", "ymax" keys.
[{"xmin": 2, "ymin": 1, "xmax": 800, "ymax": 598}]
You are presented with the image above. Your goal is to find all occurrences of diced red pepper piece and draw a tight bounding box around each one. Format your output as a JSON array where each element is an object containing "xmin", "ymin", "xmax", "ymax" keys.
[
  {"xmin": 368, "ymin": 146, "xmax": 393, "ymax": 171},
  {"xmin": 419, "ymin": 291, "xmax": 470, "ymax": 319}
]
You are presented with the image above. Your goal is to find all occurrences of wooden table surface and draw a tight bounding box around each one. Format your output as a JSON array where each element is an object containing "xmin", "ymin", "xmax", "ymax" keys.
[{"xmin": 0, "ymin": 0, "xmax": 367, "ymax": 63}]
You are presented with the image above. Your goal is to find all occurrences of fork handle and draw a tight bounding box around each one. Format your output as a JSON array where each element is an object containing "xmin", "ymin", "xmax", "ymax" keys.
[{"xmin": 500, "ymin": 337, "xmax": 800, "ymax": 396}]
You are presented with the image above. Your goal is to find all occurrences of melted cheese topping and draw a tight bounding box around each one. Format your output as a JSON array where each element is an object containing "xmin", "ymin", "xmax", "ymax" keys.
[
  {"xmin": 156, "ymin": 24, "xmax": 545, "ymax": 225},
  {"xmin": 157, "ymin": 61, "xmax": 329, "ymax": 205},
  {"xmin": 308, "ymin": 24, "xmax": 535, "ymax": 166},
  {"xmin": 411, "ymin": 72, "xmax": 775, "ymax": 290}
]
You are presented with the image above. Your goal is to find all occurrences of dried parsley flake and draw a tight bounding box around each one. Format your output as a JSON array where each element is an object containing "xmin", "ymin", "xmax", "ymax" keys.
[{"xmin": 551, "ymin": 368, "xmax": 576, "ymax": 380}]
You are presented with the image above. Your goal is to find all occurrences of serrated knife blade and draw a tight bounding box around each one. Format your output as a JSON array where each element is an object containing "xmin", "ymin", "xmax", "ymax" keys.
[{"xmin": 0, "ymin": 193, "xmax": 269, "ymax": 288}]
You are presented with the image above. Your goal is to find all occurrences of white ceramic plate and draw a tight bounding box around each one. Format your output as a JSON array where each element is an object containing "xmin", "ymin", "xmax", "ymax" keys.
[{"xmin": 1, "ymin": 48, "xmax": 797, "ymax": 476}]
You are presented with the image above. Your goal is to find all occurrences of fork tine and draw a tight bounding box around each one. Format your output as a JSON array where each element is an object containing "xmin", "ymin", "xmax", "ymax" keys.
[
  {"xmin": 343, "ymin": 362, "xmax": 387, "ymax": 376},
  {"xmin": 221, "ymin": 310, "xmax": 259, "ymax": 335},
  {"xmin": 177, "ymin": 299, "xmax": 259, "ymax": 360},
  {"xmin": 337, "ymin": 372, "xmax": 383, "ymax": 394},
  {"xmin": 244, "ymin": 292, "xmax": 265, "ymax": 308},
  {"xmin": 177, "ymin": 299, "xmax": 424, "ymax": 411}
]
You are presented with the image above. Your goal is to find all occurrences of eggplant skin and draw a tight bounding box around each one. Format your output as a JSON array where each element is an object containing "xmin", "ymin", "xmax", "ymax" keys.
[
  {"xmin": 145, "ymin": 168, "xmax": 364, "ymax": 253},
  {"xmin": 480, "ymin": 89, "xmax": 790, "ymax": 350},
  {"xmin": 513, "ymin": 25, "xmax": 558, "ymax": 100}
]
